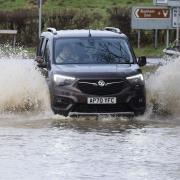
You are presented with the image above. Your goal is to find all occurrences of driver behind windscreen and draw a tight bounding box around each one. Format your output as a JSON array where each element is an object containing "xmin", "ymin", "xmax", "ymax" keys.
[{"xmin": 56, "ymin": 44, "xmax": 79, "ymax": 63}]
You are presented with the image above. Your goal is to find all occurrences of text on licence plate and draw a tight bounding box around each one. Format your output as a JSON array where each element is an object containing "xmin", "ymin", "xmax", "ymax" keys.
[{"xmin": 87, "ymin": 97, "xmax": 116, "ymax": 104}]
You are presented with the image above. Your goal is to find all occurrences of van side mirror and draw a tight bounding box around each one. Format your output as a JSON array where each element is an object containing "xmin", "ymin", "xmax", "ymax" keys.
[
  {"xmin": 138, "ymin": 56, "xmax": 146, "ymax": 67},
  {"xmin": 35, "ymin": 56, "xmax": 47, "ymax": 68}
]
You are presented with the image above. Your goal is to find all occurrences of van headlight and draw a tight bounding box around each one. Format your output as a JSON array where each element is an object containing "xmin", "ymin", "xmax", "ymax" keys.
[
  {"xmin": 126, "ymin": 74, "xmax": 144, "ymax": 83},
  {"xmin": 53, "ymin": 74, "xmax": 75, "ymax": 86}
]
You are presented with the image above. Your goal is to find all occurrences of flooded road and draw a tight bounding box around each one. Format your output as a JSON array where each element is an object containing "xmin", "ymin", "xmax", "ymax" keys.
[
  {"xmin": 1, "ymin": 115, "xmax": 180, "ymax": 180},
  {"xmin": 0, "ymin": 47, "xmax": 180, "ymax": 179}
]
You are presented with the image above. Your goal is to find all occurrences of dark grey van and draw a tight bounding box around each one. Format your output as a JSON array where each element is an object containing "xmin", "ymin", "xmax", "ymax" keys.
[{"xmin": 36, "ymin": 27, "xmax": 146, "ymax": 116}]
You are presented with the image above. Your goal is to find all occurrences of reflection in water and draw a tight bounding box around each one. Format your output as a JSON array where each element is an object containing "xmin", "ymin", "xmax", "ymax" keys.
[
  {"xmin": 0, "ymin": 112, "xmax": 147, "ymax": 131},
  {"xmin": 0, "ymin": 111, "xmax": 179, "ymax": 131},
  {"xmin": 52, "ymin": 116, "xmax": 145, "ymax": 133}
]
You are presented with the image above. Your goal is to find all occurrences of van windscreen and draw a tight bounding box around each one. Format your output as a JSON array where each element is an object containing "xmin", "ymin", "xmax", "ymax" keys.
[{"xmin": 54, "ymin": 37, "xmax": 134, "ymax": 64}]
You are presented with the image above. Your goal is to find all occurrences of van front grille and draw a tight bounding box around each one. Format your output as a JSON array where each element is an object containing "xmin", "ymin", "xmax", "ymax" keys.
[{"xmin": 77, "ymin": 79, "xmax": 129, "ymax": 95}]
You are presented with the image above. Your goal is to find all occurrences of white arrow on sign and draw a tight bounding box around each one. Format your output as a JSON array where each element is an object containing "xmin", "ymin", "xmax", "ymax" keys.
[
  {"xmin": 162, "ymin": 10, "xmax": 169, "ymax": 17},
  {"xmin": 135, "ymin": 9, "xmax": 140, "ymax": 18}
]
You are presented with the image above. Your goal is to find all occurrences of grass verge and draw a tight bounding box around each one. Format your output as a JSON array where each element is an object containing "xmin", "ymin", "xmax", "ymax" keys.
[
  {"xmin": 133, "ymin": 45, "xmax": 165, "ymax": 58},
  {"xmin": 0, "ymin": 0, "xmax": 152, "ymax": 11}
]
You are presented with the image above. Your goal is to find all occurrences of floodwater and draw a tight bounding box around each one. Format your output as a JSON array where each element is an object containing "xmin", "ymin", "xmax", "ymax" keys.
[
  {"xmin": 1, "ymin": 114, "xmax": 180, "ymax": 180},
  {"xmin": 0, "ymin": 47, "xmax": 180, "ymax": 180}
]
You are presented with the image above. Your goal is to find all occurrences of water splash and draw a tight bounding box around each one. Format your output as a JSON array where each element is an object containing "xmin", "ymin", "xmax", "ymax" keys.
[
  {"xmin": 0, "ymin": 45, "xmax": 51, "ymax": 113},
  {"xmin": 146, "ymin": 56, "xmax": 180, "ymax": 115},
  {"xmin": 0, "ymin": 44, "xmax": 29, "ymax": 59}
]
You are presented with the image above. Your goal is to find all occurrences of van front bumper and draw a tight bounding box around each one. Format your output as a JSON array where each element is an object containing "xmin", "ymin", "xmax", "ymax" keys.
[{"xmin": 51, "ymin": 85, "xmax": 146, "ymax": 116}]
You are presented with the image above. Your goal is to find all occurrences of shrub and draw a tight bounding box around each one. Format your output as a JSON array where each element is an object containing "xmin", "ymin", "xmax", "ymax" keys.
[{"xmin": 0, "ymin": 8, "xmax": 102, "ymax": 46}]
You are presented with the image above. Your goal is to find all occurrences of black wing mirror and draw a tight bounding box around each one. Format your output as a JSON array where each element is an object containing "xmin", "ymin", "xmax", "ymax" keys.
[
  {"xmin": 138, "ymin": 56, "xmax": 146, "ymax": 67},
  {"xmin": 35, "ymin": 56, "xmax": 47, "ymax": 68}
]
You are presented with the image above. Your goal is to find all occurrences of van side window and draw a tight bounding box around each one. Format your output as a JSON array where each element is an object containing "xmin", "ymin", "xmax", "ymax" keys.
[
  {"xmin": 44, "ymin": 39, "xmax": 50, "ymax": 63},
  {"xmin": 37, "ymin": 37, "xmax": 45, "ymax": 56}
]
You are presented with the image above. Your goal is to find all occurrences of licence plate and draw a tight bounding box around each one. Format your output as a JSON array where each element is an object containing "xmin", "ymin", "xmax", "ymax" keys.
[{"xmin": 87, "ymin": 97, "xmax": 116, "ymax": 104}]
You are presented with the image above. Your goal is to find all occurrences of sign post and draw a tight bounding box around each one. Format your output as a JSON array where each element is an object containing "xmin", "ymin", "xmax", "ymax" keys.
[
  {"xmin": 38, "ymin": 0, "xmax": 42, "ymax": 38},
  {"xmin": 155, "ymin": 29, "xmax": 158, "ymax": 48},
  {"xmin": 176, "ymin": 7, "xmax": 180, "ymax": 45},
  {"xmin": 166, "ymin": 29, "xmax": 169, "ymax": 47},
  {"xmin": 138, "ymin": 30, "xmax": 141, "ymax": 48}
]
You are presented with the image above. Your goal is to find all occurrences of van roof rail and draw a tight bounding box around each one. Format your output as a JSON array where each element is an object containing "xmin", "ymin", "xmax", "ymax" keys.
[
  {"xmin": 104, "ymin": 27, "xmax": 121, "ymax": 34},
  {"xmin": 47, "ymin": 27, "xmax": 57, "ymax": 35}
]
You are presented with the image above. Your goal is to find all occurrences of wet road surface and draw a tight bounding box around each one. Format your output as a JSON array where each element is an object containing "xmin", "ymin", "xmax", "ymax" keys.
[{"xmin": 0, "ymin": 114, "xmax": 180, "ymax": 180}]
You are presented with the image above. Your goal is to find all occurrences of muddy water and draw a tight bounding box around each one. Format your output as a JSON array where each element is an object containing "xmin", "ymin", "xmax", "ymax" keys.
[{"xmin": 0, "ymin": 48, "xmax": 180, "ymax": 179}]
